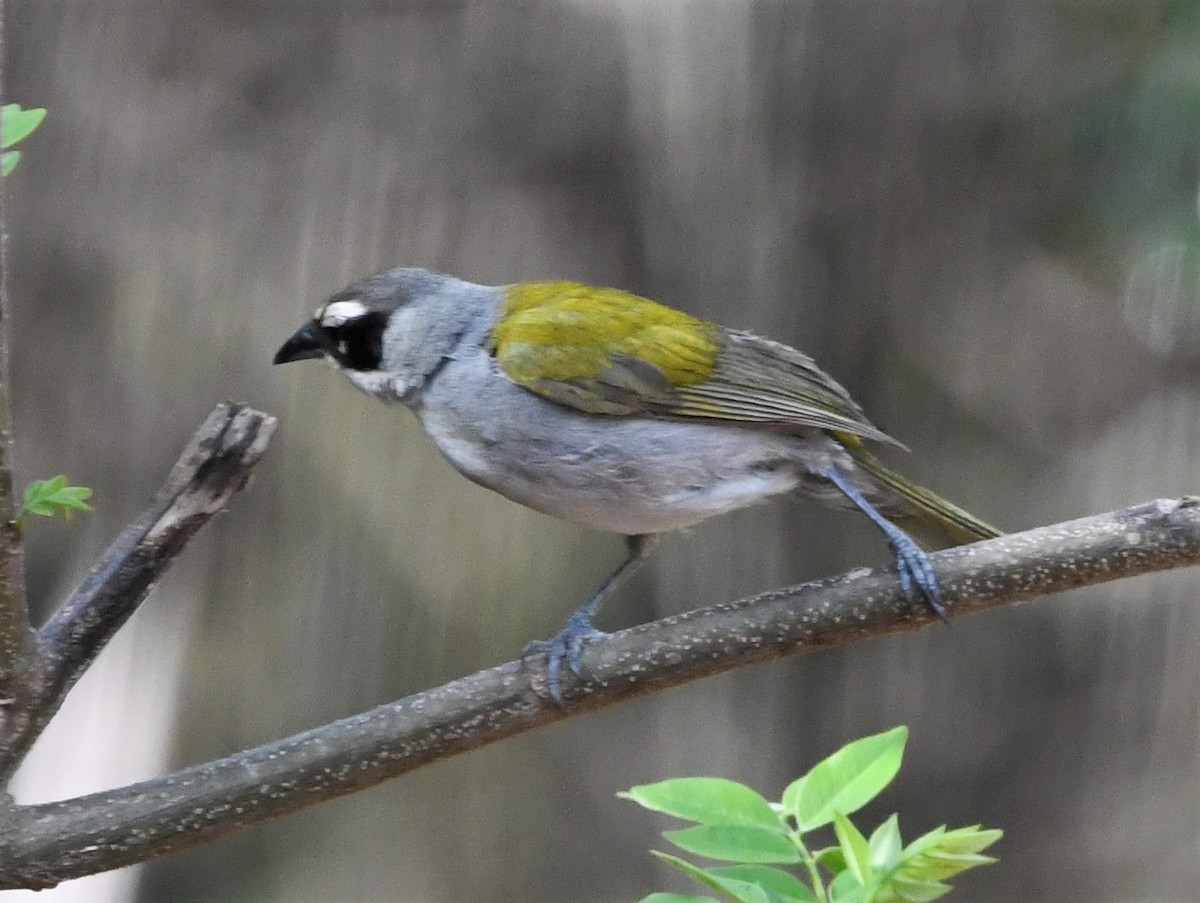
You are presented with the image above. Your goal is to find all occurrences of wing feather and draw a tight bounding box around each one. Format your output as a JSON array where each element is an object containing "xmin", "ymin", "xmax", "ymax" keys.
[{"xmin": 490, "ymin": 283, "xmax": 900, "ymax": 446}]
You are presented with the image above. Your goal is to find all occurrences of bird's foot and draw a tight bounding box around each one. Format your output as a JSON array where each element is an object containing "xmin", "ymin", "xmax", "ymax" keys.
[
  {"xmin": 886, "ymin": 529, "xmax": 946, "ymax": 621},
  {"xmin": 524, "ymin": 611, "xmax": 608, "ymax": 704},
  {"xmin": 822, "ymin": 465, "xmax": 947, "ymax": 621}
]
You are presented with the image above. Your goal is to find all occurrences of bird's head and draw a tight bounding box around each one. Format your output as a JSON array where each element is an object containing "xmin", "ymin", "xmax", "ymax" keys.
[{"xmin": 274, "ymin": 267, "xmax": 492, "ymax": 402}]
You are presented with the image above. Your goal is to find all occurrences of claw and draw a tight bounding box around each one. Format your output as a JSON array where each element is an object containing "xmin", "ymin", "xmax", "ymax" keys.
[
  {"xmin": 886, "ymin": 529, "xmax": 946, "ymax": 621},
  {"xmin": 824, "ymin": 465, "xmax": 947, "ymax": 620},
  {"xmin": 524, "ymin": 533, "xmax": 660, "ymax": 705},
  {"xmin": 524, "ymin": 612, "xmax": 608, "ymax": 703}
]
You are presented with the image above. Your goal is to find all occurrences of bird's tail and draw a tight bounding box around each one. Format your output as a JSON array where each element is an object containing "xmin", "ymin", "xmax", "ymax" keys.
[{"xmin": 847, "ymin": 446, "xmax": 1002, "ymax": 549}]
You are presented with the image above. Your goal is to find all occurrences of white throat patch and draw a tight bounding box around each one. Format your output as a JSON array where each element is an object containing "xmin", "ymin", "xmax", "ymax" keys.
[{"xmin": 341, "ymin": 366, "xmax": 406, "ymax": 402}]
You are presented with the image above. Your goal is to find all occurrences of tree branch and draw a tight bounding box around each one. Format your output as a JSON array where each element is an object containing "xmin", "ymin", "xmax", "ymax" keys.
[
  {"xmin": 0, "ymin": 0, "xmax": 35, "ymax": 692},
  {"xmin": 0, "ymin": 403, "xmax": 277, "ymax": 782},
  {"xmin": 1, "ymin": 497, "xmax": 1196, "ymax": 888}
]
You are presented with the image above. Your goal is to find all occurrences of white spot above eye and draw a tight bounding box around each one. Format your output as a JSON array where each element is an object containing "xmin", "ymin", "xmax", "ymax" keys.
[{"xmin": 320, "ymin": 300, "xmax": 368, "ymax": 327}]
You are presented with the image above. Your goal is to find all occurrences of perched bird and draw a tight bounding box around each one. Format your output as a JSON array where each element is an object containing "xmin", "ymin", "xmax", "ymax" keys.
[{"xmin": 274, "ymin": 268, "xmax": 1000, "ymax": 701}]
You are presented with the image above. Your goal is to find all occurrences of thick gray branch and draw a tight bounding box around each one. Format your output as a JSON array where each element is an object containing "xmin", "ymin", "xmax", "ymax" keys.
[
  {"xmin": 0, "ymin": 403, "xmax": 277, "ymax": 781},
  {"xmin": 0, "ymin": 497, "xmax": 1196, "ymax": 888}
]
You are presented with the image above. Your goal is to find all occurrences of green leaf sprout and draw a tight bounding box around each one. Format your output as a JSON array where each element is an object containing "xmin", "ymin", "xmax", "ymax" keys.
[
  {"xmin": 623, "ymin": 727, "xmax": 1000, "ymax": 903},
  {"xmin": 14, "ymin": 475, "xmax": 93, "ymax": 530}
]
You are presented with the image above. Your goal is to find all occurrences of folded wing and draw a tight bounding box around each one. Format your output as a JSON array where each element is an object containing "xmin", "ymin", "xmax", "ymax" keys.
[{"xmin": 490, "ymin": 281, "xmax": 901, "ymax": 446}]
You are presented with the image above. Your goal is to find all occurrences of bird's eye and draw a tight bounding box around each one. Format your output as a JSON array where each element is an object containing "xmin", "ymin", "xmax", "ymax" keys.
[{"xmin": 321, "ymin": 309, "xmax": 388, "ymax": 372}]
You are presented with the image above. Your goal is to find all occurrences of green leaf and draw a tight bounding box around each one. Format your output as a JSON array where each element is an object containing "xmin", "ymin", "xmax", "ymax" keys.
[
  {"xmin": 871, "ymin": 824, "xmax": 1000, "ymax": 902},
  {"xmin": 833, "ymin": 812, "xmax": 873, "ymax": 887},
  {"xmin": 1, "ymin": 105, "xmax": 47, "ymax": 148},
  {"xmin": 639, "ymin": 895, "xmax": 719, "ymax": 903},
  {"xmin": 1, "ymin": 150, "xmax": 19, "ymax": 176},
  {"xmin": 885, "ymin": 876, "xmax": 952, "ymax": 903},
  {"xmin": 652, "ymin": 852, "xmax": 772, "ymax": 903},
  {"xmin": 784, "ymin": 727, "xmax": 907, "ymax": 831},
  {"xmin": 869, "ymin": 814, "xmax": 903, "ymax": 871},
  {"xmin": 17, "ymin": 475, "xmax": 93, "ymax": 525},
  {"xmin": 894, "ymin": 825, "xmax": 1000, "ymax": 884},
  {"xmin": 827, "ymin": 869, "xmax": 866, "ymax": 903},
  {"xmin": 930, "ymin": 825, "xmax": 1002, "ymax": 857},
  {"xmin": 897, "ymin": 825, "xmax": 944, "ymax": 858},
  {"xmin": 813, "ymin": 846, "xmax": 846, "ymax": 876},
  {"xmin": 709, "ymin": 865, "xmax": 817, "ymax": 903},
  {"xmin": 665, "ymin": 824, "xmax": 801, "ymax": 864},
  {"xmin": 621, "ymin": 779, "xmax": 782, "ymax": 830},
  {"xmin": 912, "ymin": 849, "xmax": 999, "ymax": 880}
]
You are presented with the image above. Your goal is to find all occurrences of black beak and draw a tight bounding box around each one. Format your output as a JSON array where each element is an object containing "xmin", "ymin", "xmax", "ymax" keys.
[{"xmin": 273, "ymin": 322, "xmax": 327, "ymax": 364}]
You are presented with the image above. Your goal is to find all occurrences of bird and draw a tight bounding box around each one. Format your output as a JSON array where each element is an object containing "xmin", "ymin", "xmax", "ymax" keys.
[{"xmin": 274, "ymin": 267, "xmax": 1001, "ymax": 701}]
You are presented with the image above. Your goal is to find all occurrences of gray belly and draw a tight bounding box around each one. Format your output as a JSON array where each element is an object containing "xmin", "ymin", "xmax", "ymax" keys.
[{"xmin": 413, "ymin": 356, "xmax": 850, "ymax": 535}]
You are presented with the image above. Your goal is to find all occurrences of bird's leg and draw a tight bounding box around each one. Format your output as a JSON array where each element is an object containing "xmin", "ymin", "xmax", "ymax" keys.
[
  {"xmin": 822, "ymin": 465, "xmax": 947, "ymax": 620},
  {"xmin": 525, "ymin": 533, "xmax": 661, "ymax": 703}
]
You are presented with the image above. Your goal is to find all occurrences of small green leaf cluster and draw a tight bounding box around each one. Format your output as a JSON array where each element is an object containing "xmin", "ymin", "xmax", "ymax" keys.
[
  {"xmin": 2, "ymin": 104, "xmax": 47, "ymax": 176},
  {"xmin": 14, "ymin": 476, "xmax": 92, "ymax": 530},
  {"xmin": 620, "ymin": 727, "xmax": 1000, "ymax": 903}
]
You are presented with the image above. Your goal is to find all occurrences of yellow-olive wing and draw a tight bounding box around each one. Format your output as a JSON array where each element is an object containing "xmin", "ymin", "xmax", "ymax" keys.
[{"xmin": 489, "ymin": 281, "xmax": 900, "ymax": 445}]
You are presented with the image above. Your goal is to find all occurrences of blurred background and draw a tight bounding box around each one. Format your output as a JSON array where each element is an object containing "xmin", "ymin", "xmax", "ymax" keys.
[{"xmin": 5, "ymin": 1, "xmax": 1200, "ymax": 901}]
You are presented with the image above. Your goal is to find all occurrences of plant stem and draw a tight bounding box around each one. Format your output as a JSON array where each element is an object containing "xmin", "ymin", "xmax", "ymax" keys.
[{"xmin": 792, "ymin": 833, "xmax": 828, "ymax": 903}]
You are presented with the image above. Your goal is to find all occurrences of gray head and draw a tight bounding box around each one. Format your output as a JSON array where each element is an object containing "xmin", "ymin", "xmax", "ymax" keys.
[
  {"xmin": 273, "ymin": 268, "xmax": 455, "ymax": 370},
  {"xmin": 274, "ymin": 267, "xmax": 495, "ymax": 402}
]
